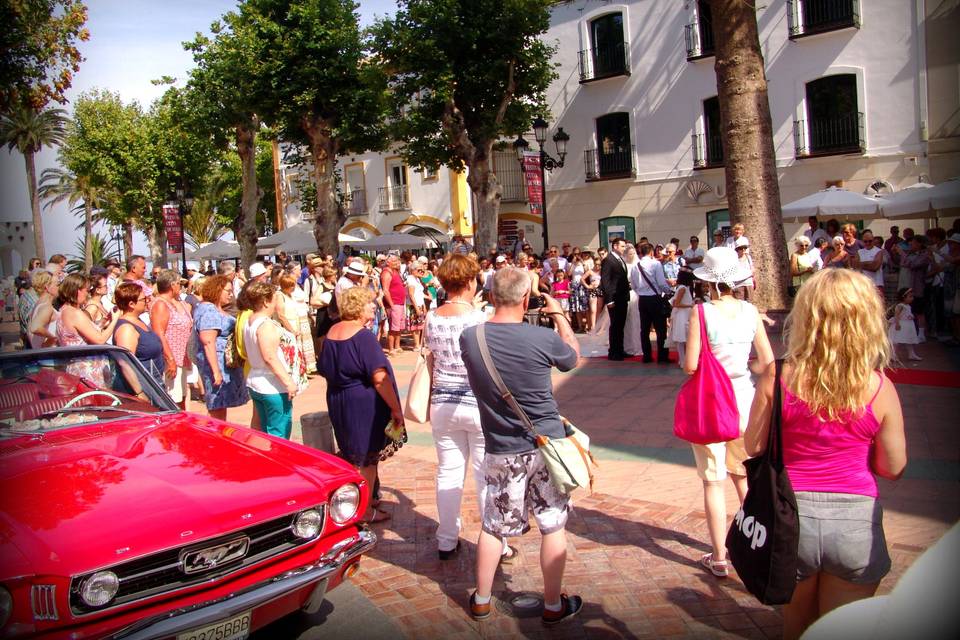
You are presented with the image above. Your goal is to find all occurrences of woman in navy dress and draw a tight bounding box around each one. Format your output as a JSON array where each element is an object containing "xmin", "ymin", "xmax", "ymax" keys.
[{"xmin": 318, "ymin": 287, "xmax": 405, "ymax": 523}]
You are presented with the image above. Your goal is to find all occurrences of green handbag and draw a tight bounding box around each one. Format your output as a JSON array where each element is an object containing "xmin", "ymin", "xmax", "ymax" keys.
[{"xmin": 476, "ymin": 325, "xmax": 596, "ymax": 494}]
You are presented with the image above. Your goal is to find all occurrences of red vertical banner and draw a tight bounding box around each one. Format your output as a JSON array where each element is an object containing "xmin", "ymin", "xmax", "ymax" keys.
[
  {"xmin": 163, "ymin": 204, "xmax": 183, "ymax": 253},
  {"xmin": 521, "ymin": 151, "xmax": 543, "ymax": 220}
]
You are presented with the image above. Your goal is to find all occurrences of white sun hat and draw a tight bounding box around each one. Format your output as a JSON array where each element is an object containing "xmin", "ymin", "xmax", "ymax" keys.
[
  {"xmin": 345, "ymin": 263, "xmax": 367, "ymax": 277},
  {"xmin": 693, "ymin": 247, "xmax": 753, "ymax": 287}
]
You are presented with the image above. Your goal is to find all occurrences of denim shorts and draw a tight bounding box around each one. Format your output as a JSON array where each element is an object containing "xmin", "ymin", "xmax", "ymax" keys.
[{"xmin": 796, "ymin": 491, "xmax": 891, "ymax": 584}]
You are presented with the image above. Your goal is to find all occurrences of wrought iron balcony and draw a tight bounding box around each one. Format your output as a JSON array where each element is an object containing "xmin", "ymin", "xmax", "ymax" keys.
[
  {"xmin": 684, "ymin": 20, "xmax": 715, "ymax": 60},
  {"xmin": 577, "ymin": 41, "xmax": 630, "ymax": 83},
  {"xmin": 584, "ymin": 146, "xmax": 635, "ymax": 181},
  {"xmin": 788, "ymin": 0, "xmax": 860, "ymax": 38},
  {"xmin": 794, "ymin": 112, "xmax": 865, "ymax": 157},
  {"xmin": 492, "ymin": 150, "xmax": 526, "ymax": 202},
  {"xmin": 692, "ymin": 133, "xmax": 724, "ymax": 169},
  {"xmin": 378, "ymin": 185, "xmax": 410, "ymax": 212},
  {"xmin": 345, "ymin": 189, "xmax": 366, "ymax": 216}
]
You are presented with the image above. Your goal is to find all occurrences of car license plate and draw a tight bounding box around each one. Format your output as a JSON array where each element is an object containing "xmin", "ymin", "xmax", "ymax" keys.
[{"xmin": 177, "ymin": 611, "xmax": 251, "ymax": 640}]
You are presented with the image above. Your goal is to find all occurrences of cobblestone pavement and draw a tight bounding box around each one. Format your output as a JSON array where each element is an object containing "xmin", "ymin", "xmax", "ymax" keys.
[{"xmin": 198, "ymin": 333, "xmax": 960, "ymax": 639}]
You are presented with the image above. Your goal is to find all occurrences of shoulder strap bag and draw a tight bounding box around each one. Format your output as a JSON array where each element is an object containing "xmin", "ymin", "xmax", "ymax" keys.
[
  {"xmin": 638, "ymin": 263, "xmax": 673, "ymax": 318},
  {"xmin": 673, "ymin": 304, "xmax": 740, "ymax": 444},
  {"xmin": 725, "ymin": 359, "xmax": 800, "ymax": 605},
  {"xmin": 475, "ymin": 324, "xmax": 596, "ymax": 494},
  {"xmin": 403, "ymin": 315, "xmax": 433, "ymax": 424}
]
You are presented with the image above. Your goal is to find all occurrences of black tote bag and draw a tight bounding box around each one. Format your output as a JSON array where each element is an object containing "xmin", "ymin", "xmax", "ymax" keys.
[{"xmin": 725, "ymin": 360, "xmax": 800, "ymax": 605}]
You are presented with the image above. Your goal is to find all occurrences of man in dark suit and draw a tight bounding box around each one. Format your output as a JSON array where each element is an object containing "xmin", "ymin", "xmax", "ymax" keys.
[{"xmin": 601, "ymin": 237, "xmax": 631, "ymax": 360}]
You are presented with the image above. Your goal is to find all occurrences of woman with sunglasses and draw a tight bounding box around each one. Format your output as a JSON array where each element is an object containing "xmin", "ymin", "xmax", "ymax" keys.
[{"xmin": 114, "ymin": 282, "xmax": 166, "ymax": 390}]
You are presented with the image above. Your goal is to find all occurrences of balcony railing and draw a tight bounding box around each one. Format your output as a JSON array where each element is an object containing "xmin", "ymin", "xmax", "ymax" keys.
[
  {"xmin": 684, "ymin": 20, "xmax": 715, "ymax": 60},
  {"xmin": 345, "ymin": 188, "xmax": 366, "ymax": 216},
  {"xmin": 584, "ymin": 146, "xmax": 635, "ymax": 181},
  {"xmin": 692, "ymin": 133, "xmax": 724, "ymax": 168},
  {"xmin": 794, "ymin": 112, "xmax": 865, "ymax": 157},
  {"xmin": 577, "ymin": 41, "xmax": 630, "ymax": 82},
  {"xmin": 788, "ymin": 0, "xmax": 860, "ymax": 38},
  {"xmin": 492, "ymin": 150, "xmax": 526, "ymax": 202},
  {"xmin": 378, "ymin": 185, "xmax": 410, "ymax": 212}
]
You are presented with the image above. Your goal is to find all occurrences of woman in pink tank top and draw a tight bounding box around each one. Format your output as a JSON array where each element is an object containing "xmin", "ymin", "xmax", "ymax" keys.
[{"xmin": 745, "ymin": 269, "xmax": 906, "ymax": 640}]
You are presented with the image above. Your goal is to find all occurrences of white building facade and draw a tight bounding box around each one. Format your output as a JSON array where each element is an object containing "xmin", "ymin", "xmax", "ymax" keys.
[{"xmin": 538, "ymin": 0, "xmax": 958, "ymax": 248}]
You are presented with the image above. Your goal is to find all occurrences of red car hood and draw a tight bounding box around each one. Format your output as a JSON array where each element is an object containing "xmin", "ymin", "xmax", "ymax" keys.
[{"xmin": 0, "ymin": 413, "xmax": 358, "ymax": 577}]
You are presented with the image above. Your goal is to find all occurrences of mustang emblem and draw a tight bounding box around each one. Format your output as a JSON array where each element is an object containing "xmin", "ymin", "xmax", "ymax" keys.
[{"xmin": 181, "ymin": 537, "xmax": 250, "ymax": 575}]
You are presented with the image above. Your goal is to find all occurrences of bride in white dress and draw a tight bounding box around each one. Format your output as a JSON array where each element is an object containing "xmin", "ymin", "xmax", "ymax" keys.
[{"xmin": 623, "ymin": 245, "xmax": 644, "ymax": 356}]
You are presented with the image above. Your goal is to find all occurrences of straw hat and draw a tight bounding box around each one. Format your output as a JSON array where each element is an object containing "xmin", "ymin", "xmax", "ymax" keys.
[
  {"xmin": 345, "ymin": 263, "xmax": 367, "ymax": 277},
  {"xmin": 693, "ymin": 247, "xmax": 753, "ymax": 286}
]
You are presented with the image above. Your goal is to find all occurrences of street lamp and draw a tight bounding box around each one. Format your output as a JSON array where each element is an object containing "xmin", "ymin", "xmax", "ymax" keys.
[
  {"xmin": 175, "ymin": 183, "xmax": 194, "ymax": 279},
  {"xmin": 513, "ymin": 116, "xmax": 569, "ymax": 251},
  {"xmin": 110, "ymin": 225, "xmax": 124, "ymax": 262}
]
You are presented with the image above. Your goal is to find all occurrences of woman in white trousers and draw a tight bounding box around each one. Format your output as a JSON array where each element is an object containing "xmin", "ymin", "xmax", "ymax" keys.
[{"xmin": 424, "ymin": 254, "xmax": 513, "ymax": 561}]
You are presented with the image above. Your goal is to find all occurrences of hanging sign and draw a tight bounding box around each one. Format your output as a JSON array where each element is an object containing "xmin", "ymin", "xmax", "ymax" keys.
[
  {"xmin": 163, "ymin": 204, "xmax": 183, "ymax": 253},
  {"xmin": 521, "ymin": 151, "xmax": 543, "ymax": 220}
]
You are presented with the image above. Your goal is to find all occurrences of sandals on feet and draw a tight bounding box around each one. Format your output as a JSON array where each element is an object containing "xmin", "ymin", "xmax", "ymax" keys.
[
  {"xmin": 700, "ymin": 553, "xmax": 729, "ymax": 578},
  {"xmin": 363, "ymin": 508, "xmax": 391, "ymax": 524},
  {"xmin": 499, "ymin": 545, "xmax": 519, "ymax": 565}
]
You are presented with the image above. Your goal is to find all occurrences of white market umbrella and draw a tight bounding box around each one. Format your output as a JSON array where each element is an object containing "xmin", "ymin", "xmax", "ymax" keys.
[
  {"xmin": 781, "ymin": 186, "xmax": 882, "ymax": 222},
  {"xmin": 355, "ymin": 232, "xmax": 434, "ymax": 251},
  {"xmin": 188, "ymin": 240, "xmax": 241, "ymax": 260},
  {"xmin": 880, "ymin": 178, "xmax": 960, "ymax": 219},
  {"xmin": 258, "ymin": 222, "xmax": 312, "ymax": 248},
  {"xmin": 276, "ymin": 232, "xmax": 365, "ymax": 254}
]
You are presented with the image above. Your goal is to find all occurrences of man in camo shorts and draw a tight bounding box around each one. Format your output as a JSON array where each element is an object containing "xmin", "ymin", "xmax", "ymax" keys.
[{"xmin": 460, "ymin": 266, "xmax": 582, "ymax": 625}]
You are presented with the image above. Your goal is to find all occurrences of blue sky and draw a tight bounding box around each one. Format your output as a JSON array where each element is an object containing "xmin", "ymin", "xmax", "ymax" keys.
[{"xmin": 0, "ymin": 0, "xmax": 398, "ymax": 268}]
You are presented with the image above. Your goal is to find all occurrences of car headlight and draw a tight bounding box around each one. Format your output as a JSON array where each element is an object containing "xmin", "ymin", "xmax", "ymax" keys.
[
  {"xmin": 80, "ymin": 571, "xmax": 119, "ymax": 607},
  {"xmin": 292, "ymin": 509, "xmax": 323, "ymax": 539},
  {"xmin": 0, "ymin": 586, "xmax": 11, "ymax": 628},
  {"xmin": 329, "ymin": 483, "xmax": 360, "ymax": 524}
]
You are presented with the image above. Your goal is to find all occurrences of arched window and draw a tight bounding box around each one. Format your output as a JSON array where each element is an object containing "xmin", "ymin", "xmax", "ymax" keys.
[
  {"xmin": 579, "ymin": 12, "xmax": 629, "ymax": 82},
  {"xmin": 795, "ymin": 74, "xmax": 864, "ymax": 157}
]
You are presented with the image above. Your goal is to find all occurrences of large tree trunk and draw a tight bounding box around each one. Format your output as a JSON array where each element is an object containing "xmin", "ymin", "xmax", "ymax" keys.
[
  {"xmin": 145, "ymin": 224, "xmax": 164, "ymax": 268},
  {"xmin": 24, "ymin": 149, "xmax": 45, "ymax": 262},
  {"xmin": 123, "ymin": 220, "xmax": 134, "ymax": 263},
  {"xmin": 236, "ymin": 121, "xmax": 262, "ymax": 274},
  {"xmin": 303, "ymin": 116, "xmax": 342, "ymax": 256},
  {"xmin": 465, "ymin": 146, "xmax": 501, "ymax": 255},
  {"xmin": 711, "ymin": 0, "xmax": 790, "ymax": 311},
  {"xmin": 83, "ymin": 200, "xmax": 93, "ymax": 269}
]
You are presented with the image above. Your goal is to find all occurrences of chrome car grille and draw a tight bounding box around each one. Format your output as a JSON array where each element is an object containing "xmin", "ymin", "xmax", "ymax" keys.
[
  {"xmin": 31, "ymin": 584, "xmax": 58, "ymax": 621},
  {"xmin": 69, "ymin": 508, "xmax": 324, "ymax": 615}
]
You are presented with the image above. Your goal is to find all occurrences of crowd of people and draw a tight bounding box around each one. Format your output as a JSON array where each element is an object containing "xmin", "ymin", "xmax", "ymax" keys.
[{"xmin": 7, "ymin": 217, "xmax": 933, "ymax": 635}]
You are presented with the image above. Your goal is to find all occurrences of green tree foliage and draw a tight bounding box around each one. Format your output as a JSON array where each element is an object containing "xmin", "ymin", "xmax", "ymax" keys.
[
  {"xmin": 0, "ymin": 0, "xmax": 89, "ymax": 111},
  {"xmin": 38, "ymin": 165, "xmax": 107, "ymax": 269},
  {"xmin": 59, "ymin": 90, "xmax": 156, "ymax": 262},
  {"xmin": 185, "ymin": 11, "xmax": 269, "ymax": 271},
  {"xmin": 373, "ymin": 0, "xmax": 557, "ymax": 252},
  {"xmin": 66, "ymin": 231, "xmax": 108, "ymax": 273},
  {"xmin": 0, "ymin": 104, "xmax": 68, "ymax": 261},
  {"xmin": 243, "ymin": 0, "xmax": 388, "ymax": 254}
]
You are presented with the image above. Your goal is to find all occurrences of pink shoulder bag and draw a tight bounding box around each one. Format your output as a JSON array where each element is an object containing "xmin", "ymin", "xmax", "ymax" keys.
[{"xmin": 673, "ymin": 304, "xmax": 740, "ymax": 444}]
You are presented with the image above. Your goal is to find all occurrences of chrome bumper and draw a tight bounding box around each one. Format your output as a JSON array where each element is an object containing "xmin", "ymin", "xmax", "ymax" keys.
[{"xmin": 111, "ymin": 528, "xmax": 376, "ymax": 640}]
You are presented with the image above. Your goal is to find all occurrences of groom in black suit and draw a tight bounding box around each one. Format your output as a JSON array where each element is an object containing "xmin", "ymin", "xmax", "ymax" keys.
[{"xmin": 600, "ymin": 237, "xmax": 630, "ymax": 360}]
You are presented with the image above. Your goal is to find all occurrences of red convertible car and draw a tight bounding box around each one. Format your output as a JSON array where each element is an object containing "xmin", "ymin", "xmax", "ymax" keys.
[{"xmin": 0, "ymin": 345, "xmax": 375, "ymax": 639}]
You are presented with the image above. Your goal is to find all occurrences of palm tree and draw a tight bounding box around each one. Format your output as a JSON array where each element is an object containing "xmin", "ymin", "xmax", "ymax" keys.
[
  {"xmin": 39, "ymin": 167, "xmax": 108, "ymax": 270},
  {"xmin": 66, "ymin": 233, "xmax": 110, "ymax": 273},
  {"xmin": 0, "ymin": 104, "xmax": 69, "ymax": 262},
  {"xmin": 183, "ymin": 198, "xmax": 229, "ymax": 250}
]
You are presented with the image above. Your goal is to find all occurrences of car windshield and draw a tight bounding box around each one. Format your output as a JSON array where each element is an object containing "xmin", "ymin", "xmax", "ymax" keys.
[{"xmin": 0, "ymin": 348, "xmax": 178, "ymax": 435}]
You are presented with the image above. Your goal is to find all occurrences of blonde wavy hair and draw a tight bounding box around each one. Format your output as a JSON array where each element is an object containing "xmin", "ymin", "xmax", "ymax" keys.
[{"xmin": 784, "ymin": 268, "xmax": 890, "ymax": 420}]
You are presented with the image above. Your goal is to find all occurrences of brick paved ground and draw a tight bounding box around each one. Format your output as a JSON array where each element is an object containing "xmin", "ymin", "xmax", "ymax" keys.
[{"xmin": 198, "ymin": 333, "xmax": 960, "ymax": 639}]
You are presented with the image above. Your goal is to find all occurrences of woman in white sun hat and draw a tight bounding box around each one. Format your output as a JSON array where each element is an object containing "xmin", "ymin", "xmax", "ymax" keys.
[{"xmin": 683, "ymin": 246, "xmax": 775, "ymax": 578}]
